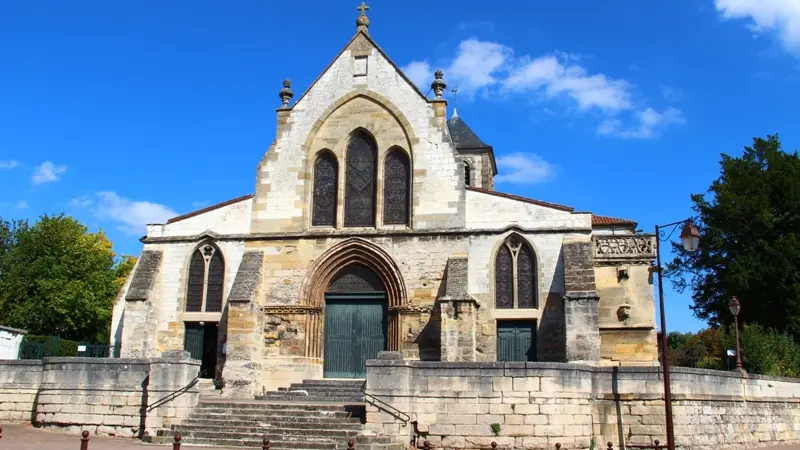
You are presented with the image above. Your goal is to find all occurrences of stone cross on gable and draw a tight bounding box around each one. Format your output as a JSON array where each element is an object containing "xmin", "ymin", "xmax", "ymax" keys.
[{"xmin": 357, "ymin": 2, "xmax": 370, "ymax": 15}]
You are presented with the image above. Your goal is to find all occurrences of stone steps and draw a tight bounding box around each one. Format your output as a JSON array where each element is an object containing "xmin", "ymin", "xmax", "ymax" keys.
[{"xmin": 153, "ymin": 380, "xmax": 387, "ymax": 449}]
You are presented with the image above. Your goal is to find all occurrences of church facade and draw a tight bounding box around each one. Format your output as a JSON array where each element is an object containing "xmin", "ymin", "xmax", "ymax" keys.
[{"xmin": 111, "ymin": 6, "xmax": 659, "ymax": 396}]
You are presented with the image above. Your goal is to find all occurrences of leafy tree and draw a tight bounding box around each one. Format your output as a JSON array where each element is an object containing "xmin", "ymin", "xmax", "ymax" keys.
[
  {"xmin": 114, "ymin": 255, "xmax": 138, "ymax": 290},
  {"xmin": 0, "ymin": 214, "xmax": 124, "ymax": 341},
  {"xmin": 667, "ymin": 135, "xmax": 800, "ymax": 339}
]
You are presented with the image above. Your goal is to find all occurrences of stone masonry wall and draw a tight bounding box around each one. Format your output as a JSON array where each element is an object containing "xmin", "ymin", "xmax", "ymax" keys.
[
  {"xmin": 0, "ymin": 352, "xmax": 201, "ymax": 438},
  {"xmin": 0, "ymin": 359, "xmax": 42, "ymax": 422},
  {"xmin": 365, "ymin": 359, "xmax": 800, "ymax": 450}
]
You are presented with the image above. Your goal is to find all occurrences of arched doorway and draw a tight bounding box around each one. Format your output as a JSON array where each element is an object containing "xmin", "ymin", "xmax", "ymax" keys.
[{"xmin": 323, "ymin": 263, "xmax": 388, "ymax": 378}]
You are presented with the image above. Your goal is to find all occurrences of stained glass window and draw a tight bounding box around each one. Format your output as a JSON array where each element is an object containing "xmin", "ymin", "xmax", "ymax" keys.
[
  {"xmin": 495, "ymin": 245, "xmax": 514, "ymax": 309},
  {"xmin": 312, "ymin": 151, "xmax": 338, "ymax": 226},
  {"xmin": 383, "ymin": 148, "xmax": 410, "ymax": 225},
  {"xmin": 344, "ymin": 131, "xmax": 377, "ymax": 227},
  {"xmin": 185, "ymin": 244, "xmax": 225, "ymax": 312},
  {"xmin": 495, "ymin": 235, "xmax": 538, "ymax": 309}
]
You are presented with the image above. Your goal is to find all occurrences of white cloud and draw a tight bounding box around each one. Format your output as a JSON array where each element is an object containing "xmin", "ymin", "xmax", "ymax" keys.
[
  {"xmin": 494, "ymin": 152, "xmax": 556, "ymax": 185},
  {"xmin": 715, "ymin": 0, "xmax": 800, "ymax": 53},
  {"xmin": 14, "ymin": 201, "xmax": 29, "ymax": 209},
  {"xmin": 403, "ymin": 39, "xmax": 685, "ymax": 139},
  {"xmin": 597, "ymin": 107, "xmax": 686, "ymax": 140},
  {"xmin": 0, "ymin": 160, "xmax": 21, "ymax": 170},
  {"xmin": 403, "ymin": 60, "xmax": 432, "ymax": 93},
  {"xmin": 32, "ymin": 161, "xmax": 68, "ymax": 185},
  {"xmin": 70, "ymin": 192, "xmax": 178, "ymax": 235}
]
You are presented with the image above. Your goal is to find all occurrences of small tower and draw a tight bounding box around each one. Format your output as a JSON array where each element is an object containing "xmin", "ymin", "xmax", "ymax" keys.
[
  {"xmin": 356, "ymin": 2, "xmax": 370, "ymax": 34},
  {"xmin": 279, "ymin": 79, "xmax": 294, "ymax": 108}
]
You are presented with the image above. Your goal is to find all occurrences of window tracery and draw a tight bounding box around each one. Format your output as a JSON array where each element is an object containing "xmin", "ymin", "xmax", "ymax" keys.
[
  {"xmin": 312, "ymin": 151, "xmax": 338, "ymax": 226},
  {"xmin": 185, "ymin": 244, "xmax": 225, "ymax": 312},
  {"xmin": 383, "ymin": 148, "xmax": 410, "ymax": 225},
  {"xmin": 344, "ymin": 131, "xmax": 377, "ymax": 227},
  {"xmin": 494, "ymin": 235, "xmax": 538, "ymax": 309}
]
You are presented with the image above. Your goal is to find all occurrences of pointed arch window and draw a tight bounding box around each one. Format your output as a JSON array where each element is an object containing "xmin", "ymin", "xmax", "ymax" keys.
[
  {"xmin": 383, "ymin": 148, "xmax": 410, "ymax": 225},
  {"xmin": 464, "ymin": 161, "xmax": 472, "ymax": 187},
  {"xmin": 312, "ymin": 151, "xmax": 338, "ymax": 227},
  {"xmin": 185, "ymin": 244, "xmax": 225, "ymax": 312},
  {"xmin": 344, "ymin": 131, "xmax": 378, "ymax": 227},
  {"xmin": 494, "ymin": 235, "xmax": 538, "ymax": 309}
]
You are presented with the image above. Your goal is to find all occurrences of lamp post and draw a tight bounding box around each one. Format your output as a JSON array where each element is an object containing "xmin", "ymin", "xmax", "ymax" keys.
[
  {"xmin": 728, "ymin": 296, "xmax": 744, "ymax": 371},
  {"xmin": 655, "ymin": 219, "xmax": 700, "ymax": 450}
]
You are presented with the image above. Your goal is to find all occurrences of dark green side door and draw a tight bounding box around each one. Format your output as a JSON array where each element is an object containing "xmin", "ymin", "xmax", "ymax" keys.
[
  {"xmin": 323, "ymin": 296, "xmax": 387, "ymax": 378},
  {"xmin": 184, "ymin": 323, "xmax": 204, "ymax": 361},
  {"xmin": 497, "ymin": 320, "xmax": 537, "ymax": 362}
]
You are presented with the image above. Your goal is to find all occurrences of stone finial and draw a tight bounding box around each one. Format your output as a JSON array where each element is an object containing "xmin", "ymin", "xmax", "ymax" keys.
[
  {"xmin": 431, "ymin": 70, "xmax": 447, "ymax": 99},
  {"xmin": 356, "ymin": 2, "xmax": 370, "ymax": 32},
  {"xmin": 279, "ymin": 79, "xmax": 294, "ymax": 107}
]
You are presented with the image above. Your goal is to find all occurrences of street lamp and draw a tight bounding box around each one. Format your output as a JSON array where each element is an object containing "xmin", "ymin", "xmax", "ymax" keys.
[
  {"xmin": 655, "ymin": 219, "xmax": 700, "ymax": 450},
  {"xmin": 728, "ymin": 296, "xmax": 744, "ymax": 371}
]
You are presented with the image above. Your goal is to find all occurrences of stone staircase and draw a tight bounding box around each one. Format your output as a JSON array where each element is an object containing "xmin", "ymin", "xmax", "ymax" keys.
[{"xmin": 149, "ymin": 380, "xmax": 400, "ymax": 450}]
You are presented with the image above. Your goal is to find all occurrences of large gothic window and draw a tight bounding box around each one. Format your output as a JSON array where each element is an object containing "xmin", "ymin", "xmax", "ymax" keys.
[
  {"xmin": 312, "ymin": 151, "xmax": 338, "ymax": 226},
  {"xmin": 494, "ymin": 235, "xmax": 538, "ymax": 309},
  {"xmin": 344, "ymin": 131, "xmax": 378, "ymax": 227},
  {"xmin": 383, "ymin": 148, "xmax": 410, "ymax": 225},
  {"xmin": 185, "ymin": 244, "xmax": 225, "ymax": 312}
]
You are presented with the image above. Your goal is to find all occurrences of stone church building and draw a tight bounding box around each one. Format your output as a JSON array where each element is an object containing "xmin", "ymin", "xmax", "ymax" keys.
[{"xmin": 112, "ymin": 5, "xmax": 659, "ymax": 396}]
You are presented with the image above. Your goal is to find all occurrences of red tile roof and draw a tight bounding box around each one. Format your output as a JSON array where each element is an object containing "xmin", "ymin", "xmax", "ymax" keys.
[
  {"xmin": 465, "ymin": 186, "xmax": 574, "ymax": 212},
  {"xmin": 166, "ymin": 194, "xmax": 254, "ymax": 224},
  {"xmin": 592, "ymin": 215, "xmax": 638, "ymax": 227}
]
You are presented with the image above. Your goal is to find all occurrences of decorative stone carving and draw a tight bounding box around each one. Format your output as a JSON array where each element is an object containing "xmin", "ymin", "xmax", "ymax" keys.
[
  {"xmin": 594, "ymin": 235, "xmax": 656, "ymax": 264},
  {"xmin": 431, "ymin": 70, "xmax": 447, "ymax": 99},
  {"xmin": 262, "ymin": 305, "xmax": 322, "ymax": 315},
  {"xmin": 617, "ymin": 304, "xmax": 632, "ymax": 322},
  {"xmin": 279, "ymin": 79, "xmax": 294, "ymax": 107},
  {"xmin": 389, "ymin": 304, "xmax": 434, "ymax": 314}
]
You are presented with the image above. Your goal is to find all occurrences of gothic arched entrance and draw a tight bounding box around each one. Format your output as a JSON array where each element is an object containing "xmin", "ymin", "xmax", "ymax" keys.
[{"xmin": 323, "ymin": 263, "xmax": 388, "ymax": 378}]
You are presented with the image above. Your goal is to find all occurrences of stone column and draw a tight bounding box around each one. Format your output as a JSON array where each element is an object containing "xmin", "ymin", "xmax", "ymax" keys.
[
  {"xmin": 120, "ymin": 250, "xmax": 163, "ymax": 358},
  {"xmin": 439, "ymin": 257, "xmax": 479, "ymax": 362},
  {"xmin": 562, "ymin": 238, "xmax": 601, "ymax": 363},
  {"xmin": 220, "ymin": 251, "xmax": 265, "ymax": 398}
]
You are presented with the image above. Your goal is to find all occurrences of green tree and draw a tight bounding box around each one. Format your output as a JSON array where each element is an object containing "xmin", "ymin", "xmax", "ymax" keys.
[
  {"xmin": 667, "ymin": 135, "xmax": 800, "ymax": 338},
  {"xmin": 114, "ymin": 254, "xmax": 138, "ymax": 290},
  {"xmin": 0, "ymin": 214, "xmax": 121, "ymax": 341}
]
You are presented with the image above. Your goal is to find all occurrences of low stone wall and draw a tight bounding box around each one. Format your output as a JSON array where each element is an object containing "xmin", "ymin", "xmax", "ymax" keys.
[
  {"xmin": 0, "ymin": 359, "xmax": 42, "ymax": 422},
  {"xmin": 365, "ymin": 358, "xmax": 800, "ymax": 450},
  {"xmin": 0, "ymin": 351, "xmax": 200, "ymax": 438}
]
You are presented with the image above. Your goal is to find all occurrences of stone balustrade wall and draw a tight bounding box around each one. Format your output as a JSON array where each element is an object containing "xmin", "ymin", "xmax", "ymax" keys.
[
  {"xmin": 0, "ymin": 351, "xmax": 200, "ymax": 438},
  {"xmin": 365, "ymin": 358, "xmax": 800, "ymax": 450}
]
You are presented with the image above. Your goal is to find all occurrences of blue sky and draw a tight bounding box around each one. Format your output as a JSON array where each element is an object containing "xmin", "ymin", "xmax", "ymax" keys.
[{"xmin": 1, "ymin": 0, "xmax": 799, "ymax": 333}]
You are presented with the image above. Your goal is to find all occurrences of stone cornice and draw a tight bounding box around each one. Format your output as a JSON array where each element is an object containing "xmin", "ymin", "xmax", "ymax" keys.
[
  {"xmin": 140, "ymin": 225, "xmax": 592, "ymax": 244},
  {"xmin": 262, "ymin": 305, "xmax": 322, "ymax": 315}
]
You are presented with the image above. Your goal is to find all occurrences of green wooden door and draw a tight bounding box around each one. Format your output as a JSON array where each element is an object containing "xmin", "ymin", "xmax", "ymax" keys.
[
  {"xmin": 497, "ymin": 320, "xmax": 537, "ymax": 362},
  {"xmin": 324, "ymin": 296, "xmax": 387, "ymax": 378},
  {"xmin": 184, "ymin": 323, "xmax": 204, "ymax": 361}
]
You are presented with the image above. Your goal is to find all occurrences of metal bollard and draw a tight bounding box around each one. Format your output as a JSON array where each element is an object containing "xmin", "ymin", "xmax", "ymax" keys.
[
  {"xmin": 654, "ymin": 440, "xmax": 661, "ymax": 449},
  {"xmin": 555, "ymin": 444, "xmax": 562, "ymax": 450},
  {"xmin": 80, "ymin": 431, "xmax": 90, "ymax": 450},
  {"xmin": 173, "ymin": 434, "xmax": 182, "ymax": 450},
  {"xmin": 0, "ymin": 425, "xmax": 3, "ymax": 440},
  {"xmin": 263, "ymin": 437, "xmax": 271, "ymax": 450},
  {"xmin": 423, "ymin": 440, "xmax": 431, "ymax": 450},
  {"xmin": 348, "ymin": 439, "xmax": 356, "ymax": 450},
  {"xmin": 491, "ymin": 442, "xmax": 497, "ymax": 450},
  {"xmin": 607, "ymin": 442, "xmax": 613, "ymax": 450}
]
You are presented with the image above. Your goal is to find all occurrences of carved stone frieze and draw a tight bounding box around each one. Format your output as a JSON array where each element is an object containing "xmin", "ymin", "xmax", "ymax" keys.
[
  {"xmin": 262, "ymin": 305, "xmax": 322, "ymax": 315},
  {"xmin": 593, "ymin": 235, "xmax": 656, "ymax": 264},
  {"xmin": 390, "ymin": 304, "xmax": 435, "ymax": 314}
]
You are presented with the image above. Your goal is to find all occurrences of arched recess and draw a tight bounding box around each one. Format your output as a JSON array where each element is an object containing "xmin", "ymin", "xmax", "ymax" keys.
[
  {"xmin": 344, "ymin": 130, "xmax": 378, "ymax": 227},
  {"xmin": 494, "ymin": 233, "xmax": 538, "ymax": 310},
  {"xmin": 311, "ymin": 150, "xmax": 338, "ymax": 227},
  {"xmin": 300, "ymin": 238, "xmax": 407, "ymax": 357},
  {"xmin": 185, "ymin": 242, "xmax": 226, "ymax": 313},
  {"xmin": 463, "ymin": 160, "xmax": 473, "ymax": 187},
  {"xmin": 383, "ymin": 147, "xmax": 411, "ymax": 225}
]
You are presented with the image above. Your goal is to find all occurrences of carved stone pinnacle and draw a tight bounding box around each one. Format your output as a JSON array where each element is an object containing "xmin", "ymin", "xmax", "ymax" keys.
[
  {"xmin": 431, "ymin": 70, "xmax": 446, "ymax": 99},
  {"xmin": 279, "ymin": 79, "xmax": 294, "ymax": 107}
]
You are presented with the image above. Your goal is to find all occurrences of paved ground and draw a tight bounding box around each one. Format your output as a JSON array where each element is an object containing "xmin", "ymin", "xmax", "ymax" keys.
[
  {"xmin": 0, "ymin": 424, "xmax": 240, "ymax": 449},
  {"xmin": 2, "ymin": 423, "xmax": 799, "ymax": 450}
]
